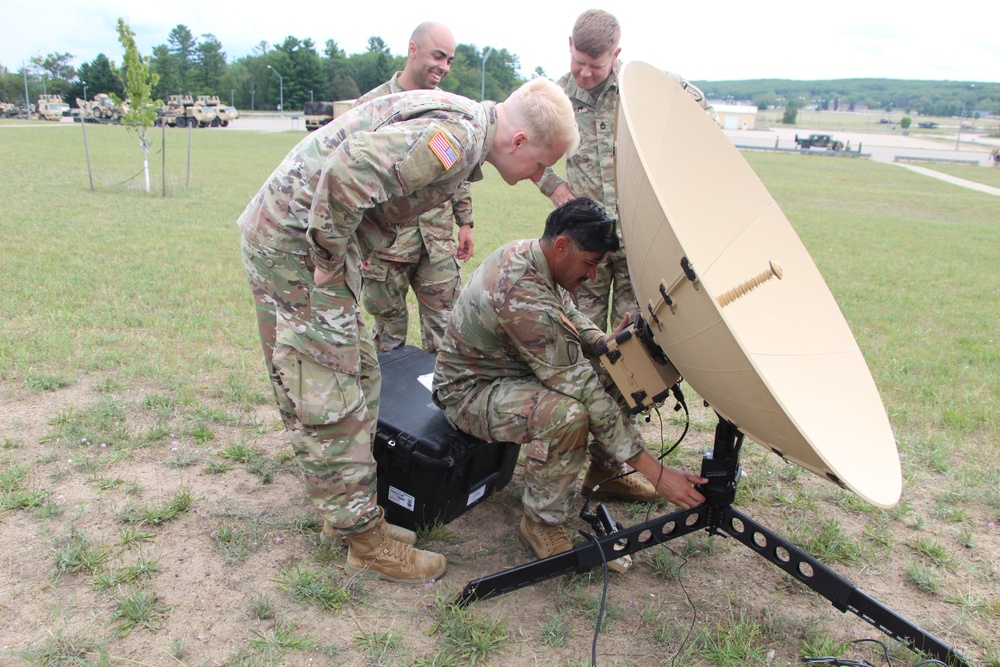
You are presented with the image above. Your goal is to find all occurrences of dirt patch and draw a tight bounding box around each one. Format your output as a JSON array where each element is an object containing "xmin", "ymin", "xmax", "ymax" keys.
[{"xmin": 0, "ymin": 379, "xmax": 995, "ymax": 666}]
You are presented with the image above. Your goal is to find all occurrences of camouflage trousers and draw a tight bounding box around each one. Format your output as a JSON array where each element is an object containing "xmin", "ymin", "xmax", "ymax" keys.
[
  {"xmin": 442, "ymin": 377, "xmax": 593, "ymax": 525},
  {"xmin": 362, "ymin": 253, "xmax": 462, "ymax": 354},
  {"xmin": 571, "ymin": 247, "xmax": 637, "ymax": 333},
  {"xmin": 241, "ymin": 235, "xmax": 381, "ymax": 535}
]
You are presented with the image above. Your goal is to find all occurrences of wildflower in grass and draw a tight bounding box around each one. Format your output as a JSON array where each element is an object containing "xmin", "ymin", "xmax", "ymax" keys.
[{"xmin": 274, "ymin": 537, "xmax": 284, "ymax": 544}]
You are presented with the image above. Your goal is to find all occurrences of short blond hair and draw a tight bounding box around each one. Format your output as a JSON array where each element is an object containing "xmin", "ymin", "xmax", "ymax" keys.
[
  {"xmin": 572, "ymin": 9, "xmax": 620, "ymax": 57},
  {"xmin": 504, "ymin": 78, "xmax": 580, "ymax": 153}
]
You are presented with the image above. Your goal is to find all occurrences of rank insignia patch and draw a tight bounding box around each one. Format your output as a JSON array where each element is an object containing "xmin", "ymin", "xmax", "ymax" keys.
[{"xmin": 428, "ymin": 131, "xmax": 459, "ymax": 170}]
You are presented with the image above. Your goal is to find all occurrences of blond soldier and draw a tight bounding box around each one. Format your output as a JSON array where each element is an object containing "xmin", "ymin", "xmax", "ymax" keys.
[
  {"xmin": 356, "ymin": 22, "xmax": 475, "ymax": 354},
  {"xmin": 240, "ymin": 79, "xmax": 578, "ymax": 584},
  {"xmin": 433, "ymin": 199, "xmax": 706, "ymax": 560}
]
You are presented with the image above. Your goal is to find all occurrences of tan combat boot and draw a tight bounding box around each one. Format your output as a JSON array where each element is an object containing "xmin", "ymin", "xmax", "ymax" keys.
[
  {"xmin": 519, "ymin": 514, "xmax": 574, "ymax": 560},
  {"xmin": 344, "ymin": 516, "xmax": 446, "ymax": 585},
  {"xmin": 582, "ymin": 462, "xmax": 657, "ymax": 503},
  {"xmin": 322, "ymin": 507, "xmax": 417, "ymax": 546}
]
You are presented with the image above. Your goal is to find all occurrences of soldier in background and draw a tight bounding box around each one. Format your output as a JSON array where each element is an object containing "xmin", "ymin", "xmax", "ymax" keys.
[
  {"xmin": 532, "ymin": 9, "xmax": 716, "ymax": 504},
  {"xmin": 433, "ymin": 198, "xmax": 707, "ymax": 560},
  {"xmin": 535, "ymin": 9, "xmax": 716, "ymax": 333},
  {"xmin": 356, "ymin": 22, "xmax": 475, "ymax": 354},
  {"xmin": 239, "ymin": 79, "xmax": 578, "ymax": 584}
]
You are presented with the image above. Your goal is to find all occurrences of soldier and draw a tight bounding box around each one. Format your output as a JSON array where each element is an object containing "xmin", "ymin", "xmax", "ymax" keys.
[
  {"xmin": 532, "ymin": 9, "xmax": 716, "ymax": 505},
  {"xmin": 432, "ymin": 198, "xmax": 707, "ymax": 560},
  {"xmin": 239, "ymin": 79, "xmax": 579, "ymax": 584},
  {"xmin": 356, "ymin": 22, "xmax": 476, "ymax": 354},
  {"xmin": 535, "ymin": 9, "xmax": 715, "ymax": 333}
]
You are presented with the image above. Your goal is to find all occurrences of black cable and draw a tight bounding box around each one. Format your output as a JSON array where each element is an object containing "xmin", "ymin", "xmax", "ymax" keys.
[
  {"xmin": 666, "ymin": 545, "xmax": 697, "ymax": 667},
  {"xmin": 801, "ymin": 637, "xmax": 949, "ymax": 667},
  {"xmin": 581, "ymin": 531, "xmax": 610, "ymax": 667}
]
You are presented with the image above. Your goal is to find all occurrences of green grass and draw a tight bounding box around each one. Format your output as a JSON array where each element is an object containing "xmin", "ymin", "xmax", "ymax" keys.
[
  {"xmin": 118, "ymin": 488, "xmax": 192, "ymax": 525},
  {"xmin": 273, "ymin": 564, "xmax": 358, "ymax": 611},
  {"xmin": 108, "ymin": 588, "xmax": 170, "ymax": 637},
  {"xmin": 744, "ymin": 152, "xmax": 999, "ymax": 443},
  {"xmin": 909, "ymin": 163, "xmax": 1000, "ymax": 189}
]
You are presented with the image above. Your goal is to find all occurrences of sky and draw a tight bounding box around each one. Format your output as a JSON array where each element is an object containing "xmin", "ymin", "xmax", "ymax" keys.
[{"xmin": 2, "ymin": 0, "xmax": 997, "ymax": 84}]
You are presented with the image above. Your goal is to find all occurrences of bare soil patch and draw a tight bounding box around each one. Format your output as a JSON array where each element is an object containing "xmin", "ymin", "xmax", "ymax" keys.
[{"xmin": 0, "ymin": 378, "xmax": 995, "ymax": 666}]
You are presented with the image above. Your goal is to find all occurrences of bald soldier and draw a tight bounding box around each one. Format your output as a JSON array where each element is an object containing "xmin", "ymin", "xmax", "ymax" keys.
[
  {"xmin": 355, "ymin": 22, "xmax": 475, "ymax": 354},
  {"xmin": 433, "ymin": 198, "xmax": 707, "ymax": 560},
  {"xmin": 239, "ymin": 79, "xmax": 578, "ymax": 584}
]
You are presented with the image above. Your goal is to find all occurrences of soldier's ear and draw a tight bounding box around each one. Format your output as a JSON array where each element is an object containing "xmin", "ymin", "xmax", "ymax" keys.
[
  {"xmin": 510, "ymin": 130, "xmax": 528, "ymax": 152},
  {"xmin": 553, "ymin": 235, "xmax": 572, "ymax": 256}
]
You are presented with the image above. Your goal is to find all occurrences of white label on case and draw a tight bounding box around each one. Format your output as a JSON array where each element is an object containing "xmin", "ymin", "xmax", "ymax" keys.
[
  {"xmin": 388, "ymin": 486, "xmax": 415, "ymax": 511},
  {"xmin": 467, "ymin": 485, "xmax": 486, "ymax": 506}
]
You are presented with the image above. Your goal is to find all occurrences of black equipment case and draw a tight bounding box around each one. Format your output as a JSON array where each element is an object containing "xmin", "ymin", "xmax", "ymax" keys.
[{"xmin": 374, "ymin": 346, "xmax": 519, "ymax": 530}]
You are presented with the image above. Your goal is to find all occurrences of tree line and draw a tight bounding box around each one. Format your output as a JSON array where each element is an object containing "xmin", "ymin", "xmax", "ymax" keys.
[
  {"xmin": 695, "ymin": 78, "xmax": 1000, "ymax": 118},
  {"xmin": 0, "ymin": 25, "xmax": 530, "ymax": 112}
]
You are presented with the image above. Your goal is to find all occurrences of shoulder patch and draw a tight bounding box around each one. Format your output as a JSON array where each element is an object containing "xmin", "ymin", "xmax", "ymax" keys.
[
  {"xmin": 428, "ymin": 131, "xmax": 459, "ymax": 170},
  {"xmin": 559, "ymin": 312, "xmax": 579, "ymax": 335}
]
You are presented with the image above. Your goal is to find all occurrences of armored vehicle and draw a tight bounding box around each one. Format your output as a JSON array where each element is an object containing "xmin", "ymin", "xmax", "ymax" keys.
[
  {"xmin": 194, "ymin": 95, "xmax": 239, "ymax": 127},
  {"xmin": 37, "ymin": 94, "xmax": 70, "ymax": 121},
  {"xmin": 794, "ymin": 133, "xmax": 845, "ymax": 151},
  {"xmin": 156, "ymin": 94, "xmax": 217, "ymax": 128}
]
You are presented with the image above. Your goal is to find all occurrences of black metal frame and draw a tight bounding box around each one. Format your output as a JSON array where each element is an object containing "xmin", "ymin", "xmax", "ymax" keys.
[{"xmin": 456, "ymin": 418, "xmax": 971, "ymax": 667}]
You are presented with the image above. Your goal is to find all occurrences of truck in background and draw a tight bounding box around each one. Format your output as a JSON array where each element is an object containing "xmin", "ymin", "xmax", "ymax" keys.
[
  {"xmin": 304, "ymin": 100, "xmax": 355, "ymax": 131},
  {"xmin": 37, "ymin": 94, "xmax": 70, "ymax": 121}
]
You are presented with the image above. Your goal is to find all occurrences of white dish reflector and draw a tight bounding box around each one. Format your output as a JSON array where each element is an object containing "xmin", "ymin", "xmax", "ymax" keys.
[{"xmin": 615, "ymin": 61, "xmax": 901, "ymax": 508}]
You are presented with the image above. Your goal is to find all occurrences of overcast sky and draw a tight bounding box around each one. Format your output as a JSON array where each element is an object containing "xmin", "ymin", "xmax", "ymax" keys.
[{"xmin": 3, "ymin": 0, "xmax": 996, "ymax": 84}]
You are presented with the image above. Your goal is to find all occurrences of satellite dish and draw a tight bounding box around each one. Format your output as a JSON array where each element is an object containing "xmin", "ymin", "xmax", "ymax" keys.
[{"xmin": 615, "ymin": 61, "xmax": 901, "ymax": 508}]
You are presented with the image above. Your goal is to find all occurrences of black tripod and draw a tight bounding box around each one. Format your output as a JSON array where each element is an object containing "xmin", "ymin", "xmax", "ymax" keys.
[{"xmin": 456, "ymin": 417, "xmax": 971, "ymax": 667}]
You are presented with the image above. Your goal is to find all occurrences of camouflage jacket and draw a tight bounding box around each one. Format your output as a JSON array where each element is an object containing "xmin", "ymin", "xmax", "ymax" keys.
[
  {"xmin": 536, "ymin": 61, "xmax": 715, "ymax": 221},
  {"xmin": 432, "ymin": 239, "xmax": 645, "ymax": 463},
  {"xmin": 238, "ymin": 91, "xmax": 496, "ymax": 298},
  {"xmin": 355, "ymin": 73, "xmax": 473, "ymax": 264}
]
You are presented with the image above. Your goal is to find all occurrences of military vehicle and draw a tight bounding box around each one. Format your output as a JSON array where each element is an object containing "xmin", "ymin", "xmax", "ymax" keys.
[
  {"xmin": 36, "ymin": 94, "xmax": 70, "ymax": 121},
  {"xmin": 156, "ymin": 94, "xmax": 217, "ymax": 128},
  {"xmin": 794, "ymin": 133, "xmax": 845, "ymax": 151},
  {"xmin": 1, "ymin": 101, "xmax": 21, "ymax": 118},
  {"xmin": 215, "ymin": 105, "xmax": 240, "ymax": 127},
  {"xmin": 304, "ymin": 100, "xmax": 354, "ymax": 131},
  {"xmin": 75, "ymin": 93, "xmax": 123, "ymax": 123},
  {"xmin": 194, "ymin": 95, "xmax": 239, "ymax": 127}
]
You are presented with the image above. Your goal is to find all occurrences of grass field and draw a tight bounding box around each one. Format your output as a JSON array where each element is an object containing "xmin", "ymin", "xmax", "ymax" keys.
[{"xmin": 0, "ymin": 121, "xmax": 997, "ymax": 666}]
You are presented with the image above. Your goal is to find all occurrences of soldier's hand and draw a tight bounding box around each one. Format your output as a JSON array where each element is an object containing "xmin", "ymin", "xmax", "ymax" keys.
[
  {"xmin": 611, "ymin": 313, "xmax": 631, "ymax": 338},
  {"xmin": 456, "ymin": 225, "xmax": 474, "ymax": 261},
  {"xmin": 651, "ymin": 466, "xmax": 707, "ymax": 509},
  {"xmin": 548, "ymin": 182, "xmax": 575, "ymax": 207},
  {"xmin": 629, "ymin": 450, "xmax": 706, "ymax": 510}
]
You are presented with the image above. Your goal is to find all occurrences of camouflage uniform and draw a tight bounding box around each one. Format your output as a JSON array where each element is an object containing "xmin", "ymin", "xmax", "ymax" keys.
[
  {"xmin": 432, "ymin": 239, "xmax": 646, "ymax": 524},
  {"xmin": 536, "ymin": 61, "xmax": 715, "ymax": 332},
  {"xmin": 239, "ymin": 91, "xmax": 497, "ymax": 535},
  {"xmin": 356, "ymin": 73, "xmax": 474, "ymax": 353}
]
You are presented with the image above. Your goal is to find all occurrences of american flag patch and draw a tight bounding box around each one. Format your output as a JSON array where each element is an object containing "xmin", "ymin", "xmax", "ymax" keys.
[{"xmin": 428, "ymin": 131, "xmax": 459, "ymax": 170}]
